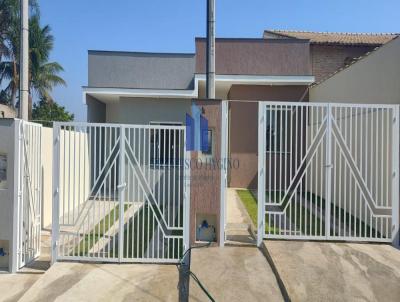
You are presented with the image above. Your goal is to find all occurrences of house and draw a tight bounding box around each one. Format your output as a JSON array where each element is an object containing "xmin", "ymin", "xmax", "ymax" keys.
[{"xmin": 83, "ymin": 30, "xmax": 398, "ymax": 191}]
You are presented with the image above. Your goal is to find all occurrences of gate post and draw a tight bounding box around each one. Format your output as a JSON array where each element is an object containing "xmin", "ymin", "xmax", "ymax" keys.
[
  {"xmin": 118, "ymin": 126, "xmax": 126, "ymax": 262},
  {"xmin": 183, "ymin": 147, "xmax": 191, "ymax": 252},
  {"xmin": 257, "ymin": 102, "xmax": 266, "ymax": 246},
  {"xmin": 392, "ymin": 106, "xmax": 399, "ymax": 247},
  {"xmin": 51, "ymin": 123, "xmax": 60, "ymax": 265},
  {"xmin": 219, "ymin": 100, "xmax": 228, "ymax": 247}
]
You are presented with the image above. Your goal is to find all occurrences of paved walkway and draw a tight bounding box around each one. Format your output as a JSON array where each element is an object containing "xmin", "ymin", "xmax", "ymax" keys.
[
  {"xmin": 225, "ymin": 188, "xmax": 256, "ymax": 245},
  {"xmin": 17, "ymin": 246, "xmax": 283, "ymax": 302},
  {"xmin": 264, "ymin": 240, "xmax": 400, "ymax": 302}
]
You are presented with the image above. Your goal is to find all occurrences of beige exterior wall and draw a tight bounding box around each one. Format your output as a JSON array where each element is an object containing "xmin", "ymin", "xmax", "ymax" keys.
[
  {"xmin": 41, "ymin": 127, "xmax": 53, "ymax": 229},
  {"xmin": 310, "ymin": 37, "xmax": 400, "ymax": 104},
  {"xmin": 58, "ymin": 129, "xmax": 90, "ymax": 227}
]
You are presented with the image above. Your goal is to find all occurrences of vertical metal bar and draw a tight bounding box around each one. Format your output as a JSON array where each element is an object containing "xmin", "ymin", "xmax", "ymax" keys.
[
  {"xmin": 392, "ymin": 106, "xmax": 399, "ymax": 247},
  {"xmin": 183, "ymin": 126, "xmax": 191, "ymax": 252},
  {"xmin": 257, "ymin": 102, "xmax": 266, "ymax": 246},
  {"xmin": 325, "ymin": 104, "xmax": 332, "ymax": 239},
  {"xmin": 118, "ymin": 126, "xmax": 126, "ymax": 262},
  {"xmin": 220, "ymin": 100, "xmax": 228, "ymax": 246},
  {"xmin": 304, "ymin": 106, "xmax": 309, "ymax": 236},
  {"xmin": 268, "ymin": 106, "xmax": 271, "ymax": 206},
  {"xmin": 299, "ymin": 106, "xmax": 303, "ymax": 235},
  {"xmin": 168, "ymin": 129, "xmax": 171, "ymax": 227},
  {"xmin": 333, "ymin": 108, "xmax": 337, "ymax": 237},
  {"xmin": 178, "ymin": 129, "xmax": 181, "ymax": 230},
  {"xmin": 51, "ymin": 123, "xmax": 60, "ymax": 265}
]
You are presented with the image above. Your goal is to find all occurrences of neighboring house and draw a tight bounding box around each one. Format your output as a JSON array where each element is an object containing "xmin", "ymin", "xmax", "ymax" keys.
[
  {"xmin": 83, "ymin": 30, "xmax": 398, "ymax": 189},
  {"xmin": 264, "ymin": 30, "xmax": 397, "ymax": 82},
  {"xmin": 310, "ymin": 36, "xmax": 400, "ymax": 104}
]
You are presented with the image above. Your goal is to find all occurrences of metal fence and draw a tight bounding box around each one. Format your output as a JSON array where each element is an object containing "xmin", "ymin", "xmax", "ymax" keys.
[
  {"xmin": 52, "ymin": 122, "xmax": 190, "ymax": 263},
  {"xmin": 257, "ymin": 102, "xmax": 399, "ymax": 245}
]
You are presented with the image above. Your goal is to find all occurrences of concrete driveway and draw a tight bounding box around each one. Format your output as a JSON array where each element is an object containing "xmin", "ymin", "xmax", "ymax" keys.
[
  {"xmin": 0, "ymin": 232, "xmax": 51, "ymax": 302},
  {"xmin": 17, "ymin": 246, "xmax": 283, "ymax": 302},
  {"xmin": 263, "ymin": 240, "xmax": 400, "ymax": 302}
]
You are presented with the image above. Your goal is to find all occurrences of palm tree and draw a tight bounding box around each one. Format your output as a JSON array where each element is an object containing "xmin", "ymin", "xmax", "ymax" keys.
[
  {"xmin": 28, "ymin": 14, "xmax": 66, "ymax": 102},
  {"xmin": 0, "ymin": 0, "xmax": 65, "ymax": 108}
]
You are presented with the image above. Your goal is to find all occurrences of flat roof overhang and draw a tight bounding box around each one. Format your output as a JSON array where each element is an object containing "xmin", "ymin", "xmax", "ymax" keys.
[
  {"xmin": 82, "ymin": 87, "xmax": 198, "ymax": 104},
  {"xmin": 83, "ymin": 74, "xmax": 315, "ymax": 104}
]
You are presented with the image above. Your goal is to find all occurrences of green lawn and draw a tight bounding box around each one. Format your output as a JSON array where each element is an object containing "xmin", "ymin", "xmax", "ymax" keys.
[
  {"xmin": 236, "ymin": 189, "xmax": 280, "ymax": 234},
  {"xmin": 114, "ymin": 204, "xmax": 154, "ymax": 258},
  {"xmin": 302, "ymin": 192, "xmax": 381, "ymax": 237},
  {"xmin": 74, "ymin": 202, "xmax": 184, "ymax": 260},
  {"xmin": 236, "ymin": 189, "xmax": 381, "ymax": 237},
  {"xmin": 74, "ymin": 204, "xmax": 128, "ymax": 256}
]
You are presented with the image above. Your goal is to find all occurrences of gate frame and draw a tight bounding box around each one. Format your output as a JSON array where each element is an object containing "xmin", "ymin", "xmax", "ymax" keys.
[
  {"xmin": 11, "ymin": 119, "xmax": 43, "ymax": 272},
  {"xmin": 257, "ymin": 101, "xmax": 400, "ymax": 247},
  {"xmin": 51, "ymin": 121, "xmax": 191, "ymax": 264}
]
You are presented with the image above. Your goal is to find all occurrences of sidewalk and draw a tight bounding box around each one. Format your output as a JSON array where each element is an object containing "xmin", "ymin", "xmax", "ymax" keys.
[
  {"xmin": 17, "ymin": 246, "xmax": 283, "ymax": 302},
  {"xmin": 263, "ymin": 240, "xmax": 400, "ymax": 302}
]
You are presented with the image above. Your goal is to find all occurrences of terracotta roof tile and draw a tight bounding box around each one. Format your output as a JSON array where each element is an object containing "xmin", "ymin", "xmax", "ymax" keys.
[{"xmin": 264, "ymin": 30, "xmax": 398, "ymax": 45}]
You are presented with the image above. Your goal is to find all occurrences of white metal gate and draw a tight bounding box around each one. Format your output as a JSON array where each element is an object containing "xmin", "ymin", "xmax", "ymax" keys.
[
  {"xmin": 12, "ymin": 120, "xmax": 42, "ymax": 271},
  {"xmin": 52, "ymin": 122, "xmax": 190, "ymax": 263},
  {"xmin": 257, "ymin": 102, "xmax": 399, "ymax": 244}
]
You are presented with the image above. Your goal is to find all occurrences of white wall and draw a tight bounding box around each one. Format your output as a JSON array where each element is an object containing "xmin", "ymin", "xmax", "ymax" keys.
[
  {"xmin": 41, "ymin": 127, "xmax": 53, "ymax": 229},
  {"xmin": 0, "ymin": 120, "xmax": 15, "ymax": 269}
]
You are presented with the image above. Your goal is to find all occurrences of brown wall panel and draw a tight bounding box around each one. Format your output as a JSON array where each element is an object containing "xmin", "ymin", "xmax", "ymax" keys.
[
  {"xmin": 227, "ymin": 85, "xmax": 309, "ymax": 189},
  {"xmin": 196, "ymin": 38, "xmax": 312, "ymax": 76}
]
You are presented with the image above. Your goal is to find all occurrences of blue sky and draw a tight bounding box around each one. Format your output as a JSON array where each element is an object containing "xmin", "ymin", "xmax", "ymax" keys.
[{"xmin": 39, "ymin": 0, "xmax": 400, "ymax": 121}]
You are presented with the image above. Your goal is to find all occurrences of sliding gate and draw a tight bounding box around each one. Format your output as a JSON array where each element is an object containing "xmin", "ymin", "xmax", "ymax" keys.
[
  {"xmin": 52, "ymin": 122, "xmax": 189, "ymax": 263},
  {"xmin": 257, "ymin": 102, "xmax": 399, "ymax": 244}
]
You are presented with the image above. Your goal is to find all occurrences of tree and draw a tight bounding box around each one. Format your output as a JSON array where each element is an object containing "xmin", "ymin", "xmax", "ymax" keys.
[
  {"xmin": 32, "ymin": 98, "xmax": 74, "ymax": 127},
  {"xmin": 28, "ymin": 14, "xmax": 66, "ymax": 102},
  {"xmin": 0, "ymin": 0, "xmax": 65, "ymax": 110}
]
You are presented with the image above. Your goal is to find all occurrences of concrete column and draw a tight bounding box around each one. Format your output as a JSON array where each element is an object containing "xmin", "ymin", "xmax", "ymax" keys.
[
  {"xmin": 19, "ymin": 0, "xmax": 29, "ymax": 121},
  {"xmin": 206, "ymin": 0, "xmax": 215, "ymax": 99}
]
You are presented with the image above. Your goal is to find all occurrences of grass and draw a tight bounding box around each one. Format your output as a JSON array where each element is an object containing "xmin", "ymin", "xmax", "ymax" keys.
[
  {"xmin": 236, "ymin": 189, "xmax": 381, "ymax": 238},
  {"xmin": 236, "ymin": 189, "xmax": 280, "ymax": 234},
  {"xmin": 113, "ymin": 205, "xmax": 154, "ymax": 258},
  {"xmin": 74, "ymin": 201, "xmax": 184, "ymax": 260},
  {"xmin": 115, "ymin": 204, "xmax": 183, "ymax": 259},
  {"xmin": 303, "ymin": 192, "xmax": 381, "ymax": 237},
  {"xmin": 74, "ymin": 204, "xmax": 129, "ymax": 256}
]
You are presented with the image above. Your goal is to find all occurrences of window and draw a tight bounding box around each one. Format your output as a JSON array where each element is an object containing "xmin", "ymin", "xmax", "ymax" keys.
[
  {"xmin": 266, "ymin": 109, "xmax": 290, "ymax": 153},
  {"xmin": 150, "ymin": 122, "xmax": 182, "ymax": 165}
]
